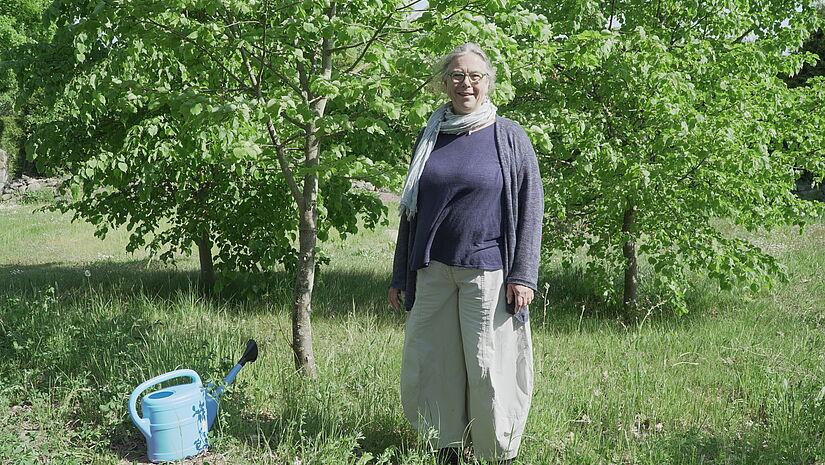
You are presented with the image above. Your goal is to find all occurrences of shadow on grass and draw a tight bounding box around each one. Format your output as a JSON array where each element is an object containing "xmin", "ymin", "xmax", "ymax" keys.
[
  {"xmin": 528, "ymin": 264, "xmax": 745, "ymax": 334},
  {"xmin": 0, "ymin": 258, "xmax": 730, "ymax": 337},
  {"xmin": 0, "ymin": 260, "xmax": 201, "ymax": 300},
  {"xmin": 220, "ymin": 389, "xmax": 414, "ymax": 464},
  {"xmin": 0, "ymin": 260, "xmax": 400, "ymax": 320},
  {"xmin": 633, "ymin": 422, "xmax": 824, "ymax": 465}
]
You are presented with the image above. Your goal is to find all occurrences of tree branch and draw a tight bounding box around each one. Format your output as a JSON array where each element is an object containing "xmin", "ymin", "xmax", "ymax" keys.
[
  {"xmin": 445, "ymin": 1, "xmax": 476, "ymax": 20},
  {"xmin": 675, "ymin": 153, "xmax": 712, "ymax": 184},
  {"xmin": 280, "ymin": 112, "xmax": 306, "ymax": 130},
  {"xmin": 396, "ymin": 0, "xmax": 424, "ymax": 11},
  {"xmin": 344, "ymin": 11, "xmax": 394, "ymax": 74},
  {"xmin": 139, "ymin": 17, "xmax": 246, "ymax": 89},
  {"xmin": 197, "ymin": 86, "xmax": 252, "ymax": 94},
  {"xmin": 331, "ymin": 41, "xmax": 369, "ymax": 52},
  {"xmin": 244, "ymin": 49, "xmax": 306, "ymax": 98},
  {"xmin": 236, "ymin": 37, "xmax": 305, "ymax": 208},
  {"xmin": 218, "ymin": 8, "xmax": 306, "ymax": 100},
  {"xmin": 732, "ymin": 26, "xmax": 755, "ymax": 44},
  {"xmin": 274, "ymin": 140, "xmax": 305, "ymax": 206},
  {"xmin": 272, "ymin": 1, "xmax": 302, "ymax": 13},
  {"xmin": 318, "ymin": 129, "xmax": 349, "ymax": 139},
  {"xmin": 223, "ymin": 20, "xmax": 261, "ymax": 28},
  {"xmin": 404, "ymin": 75, "xmax": 434, "ymax": 101}
]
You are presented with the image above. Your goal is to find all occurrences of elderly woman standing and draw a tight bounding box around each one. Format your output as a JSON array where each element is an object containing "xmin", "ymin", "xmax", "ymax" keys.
[{"xmin": 388, "ymin": 43, "xmax": 543, "ymax": 464}]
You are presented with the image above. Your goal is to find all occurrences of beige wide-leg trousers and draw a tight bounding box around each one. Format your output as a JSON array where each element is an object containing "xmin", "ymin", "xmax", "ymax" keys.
[{"xmin": 401, "ymin": 261, "xmax": 534, "ymax": 461}]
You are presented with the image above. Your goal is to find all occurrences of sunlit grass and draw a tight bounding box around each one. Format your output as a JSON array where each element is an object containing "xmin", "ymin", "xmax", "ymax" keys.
[{"xmin": 0, "ymin": 203, "xmax": 822, "ymax": 464}]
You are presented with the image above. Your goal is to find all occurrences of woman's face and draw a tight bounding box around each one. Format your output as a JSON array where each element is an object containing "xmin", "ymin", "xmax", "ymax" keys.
[{"xmin": 444, "ymin": 53, "xmax": 490, "ymax": 115}]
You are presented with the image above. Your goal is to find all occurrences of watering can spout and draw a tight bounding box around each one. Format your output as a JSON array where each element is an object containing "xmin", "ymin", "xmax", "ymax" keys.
[
  {"xmin": 207, "ymin": 339, "xmax": 259, "ymax": 429},
  {"xmin": 237, "ymin": 339, "xmax": 259, "ymax": 366}
]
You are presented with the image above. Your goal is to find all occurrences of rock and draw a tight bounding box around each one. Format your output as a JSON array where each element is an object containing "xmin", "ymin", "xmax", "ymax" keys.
[
  {"xmin": 379, "ymin": 191, "xmax": 401, "ymax": 204},
  {"xmin": 352, "ymin": 180, "xmax": 377, "ymax": 191},
  {"xmin": 0, "ymin": 175, "xmax": 63, "ymax": 202}
]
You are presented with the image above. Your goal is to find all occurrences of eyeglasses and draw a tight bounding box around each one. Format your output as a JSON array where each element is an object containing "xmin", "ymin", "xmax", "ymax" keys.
[{"xmin": 447, "ymin": 72, "xmax": 488, "ymax": 83}]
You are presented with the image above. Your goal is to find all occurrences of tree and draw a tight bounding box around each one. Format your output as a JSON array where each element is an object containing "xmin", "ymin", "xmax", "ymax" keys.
[
  {"xmin": 15, "ymin": 0, "xmax": 418, "ymax": 376},
  {"xmin": 506, "ymin": 0, "xmax": 825, "ymax": 312}
]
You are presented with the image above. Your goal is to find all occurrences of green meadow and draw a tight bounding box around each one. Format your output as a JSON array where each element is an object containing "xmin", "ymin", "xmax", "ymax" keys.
[{"xmin": 0, "ymin": 203, "xmax": 822, "ymax": 464}]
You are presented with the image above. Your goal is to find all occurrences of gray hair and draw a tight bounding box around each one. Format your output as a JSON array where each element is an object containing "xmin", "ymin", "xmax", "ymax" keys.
[{"xmin": 434, "ymin": 42, "xmax": 497, "ymax": 93}]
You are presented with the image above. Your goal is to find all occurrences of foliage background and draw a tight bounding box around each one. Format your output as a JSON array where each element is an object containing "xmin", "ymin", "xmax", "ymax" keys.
[{"xmin": 0, "ymin": 0, "xmax": 52, "ymax": 177}]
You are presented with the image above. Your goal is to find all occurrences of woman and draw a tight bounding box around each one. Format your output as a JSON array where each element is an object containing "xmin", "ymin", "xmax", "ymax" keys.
[{"xmin": 388, "ymin": 43, "xmax": 543, "ymax": 464}]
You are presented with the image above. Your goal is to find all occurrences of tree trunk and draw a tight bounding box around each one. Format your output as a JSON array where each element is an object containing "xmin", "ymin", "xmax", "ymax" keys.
[
  {"xmin": 197, "ymin": 231, "xmax": 215, "ymax": 295},
  {"xmin": 291, "ymin": 136, "xmax": 320, "ymax": 377},
  {"xmin": 622, "ymin": 203, "xmax": 638, "ymax": 312},
  {"xmin": 288, "ymin": 3, "xmax": 335, "ymax": 377}
]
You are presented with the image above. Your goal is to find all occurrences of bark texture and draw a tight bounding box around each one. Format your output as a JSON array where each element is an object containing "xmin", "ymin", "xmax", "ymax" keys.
[
  {"xmin": 292, "ymin": 197, "xmax": 318, "ymax": 377},
  {"xmin": 622, "ymin": 203, "xmax": 638, "ymax": 311},
  {"xmin": 197, "ymin": 231, "xmax": 215, "ymax": 295}
]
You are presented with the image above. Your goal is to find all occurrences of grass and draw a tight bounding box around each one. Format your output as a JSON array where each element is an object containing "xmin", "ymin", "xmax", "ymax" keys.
[{"xmin": 0, "ymin": 203, "xmax": 822, "ymax": 464}]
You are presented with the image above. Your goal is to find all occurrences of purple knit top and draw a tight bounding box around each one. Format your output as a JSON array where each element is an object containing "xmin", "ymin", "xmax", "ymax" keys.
[{"xmin": 409, "ymin": 123, "xmax": 504, "ymax": 271}]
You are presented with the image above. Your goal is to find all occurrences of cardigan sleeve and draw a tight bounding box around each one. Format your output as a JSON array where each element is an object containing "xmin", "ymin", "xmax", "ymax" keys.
[
  {"xmin": 389, "ymin": 130, "xmax": 424, "ymax": 292},
  {"xmin": 390, "ymin": 213, "xmax": 410, "ymax": 290},
  {"xmin": 506, "ymin": 126, "xmax": 544, "ymax": 291}
]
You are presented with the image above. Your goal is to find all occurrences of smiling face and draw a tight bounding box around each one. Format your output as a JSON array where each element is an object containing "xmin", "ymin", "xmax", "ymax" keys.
[{"xmin": 444, "ymin": 53, "xmax": 490, "ymax": 115}]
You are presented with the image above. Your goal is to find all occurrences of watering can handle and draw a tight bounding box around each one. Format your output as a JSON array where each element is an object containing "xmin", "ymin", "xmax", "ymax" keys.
[{"xmin": 128, "ymin": 369, "xmax": 202, "ymax": 439}]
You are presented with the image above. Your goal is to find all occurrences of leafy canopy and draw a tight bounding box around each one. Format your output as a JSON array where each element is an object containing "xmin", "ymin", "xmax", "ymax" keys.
[{"xmin": 506, "ymin": 0, "xmax": 825, "ymax": 311}]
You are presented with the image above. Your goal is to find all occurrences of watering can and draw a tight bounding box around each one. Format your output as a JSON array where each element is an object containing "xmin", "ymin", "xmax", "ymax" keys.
[{"xmin": 128, "ymin": 339, "xmax": 259, "ymax": 462}]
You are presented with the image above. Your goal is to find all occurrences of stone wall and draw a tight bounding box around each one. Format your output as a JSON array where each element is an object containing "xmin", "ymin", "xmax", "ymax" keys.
[{"xmin": 1, "ymin": 175, "xmax": 61, "ymax": 202}]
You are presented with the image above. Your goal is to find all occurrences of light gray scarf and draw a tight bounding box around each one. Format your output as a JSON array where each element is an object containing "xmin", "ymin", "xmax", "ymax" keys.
[{"xmin": 399, "ymin": 100, "xmax": 498, "ymax": 219}]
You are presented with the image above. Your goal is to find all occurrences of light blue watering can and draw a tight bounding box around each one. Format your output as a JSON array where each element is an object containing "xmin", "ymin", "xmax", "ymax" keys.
[{"xmin": 128, "ymin": 340, "xmax": 259, "ymax": 462}]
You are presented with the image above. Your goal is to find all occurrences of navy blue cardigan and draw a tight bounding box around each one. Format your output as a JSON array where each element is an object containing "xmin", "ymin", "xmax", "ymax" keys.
[{"xmin": 390, "ymin": 117, "xmax": 544, "ymax": 312}]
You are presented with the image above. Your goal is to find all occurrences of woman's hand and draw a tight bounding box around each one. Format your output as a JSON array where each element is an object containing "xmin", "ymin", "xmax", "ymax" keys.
[
  {"xmin": 506, "ymin": 283, "xmax": 534, "ymax": 312},
  {"xmin": 388, "ymin": 286, "xmax": 405, "ymax": 311}
]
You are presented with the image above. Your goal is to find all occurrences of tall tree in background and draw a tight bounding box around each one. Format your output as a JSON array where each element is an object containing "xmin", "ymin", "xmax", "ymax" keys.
[
  {"xmin": 0, "ymin": 0, "xmax": 49, "ymax": 110},
  {"xmin": 508, "ymin": 0, "xmax": 825, "ymax": 311}
]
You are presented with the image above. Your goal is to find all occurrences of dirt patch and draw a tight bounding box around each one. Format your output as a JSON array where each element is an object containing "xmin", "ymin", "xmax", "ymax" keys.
[
  {"xmin": 116, "ymin": 450, "xmax": 233, "ymax": 465},
  {"xmin": 379, "ymin": 191, "xmax": 400, "ymax": 204},
  {"xmin": 112, "ymin": 426, "xmax": 234, "ymax": 465}
]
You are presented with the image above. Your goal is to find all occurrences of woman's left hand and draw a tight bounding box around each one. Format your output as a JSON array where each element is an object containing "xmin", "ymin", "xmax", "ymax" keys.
[{"xmin": 506, "ymin": 283, "xmax": 534, "ymax": 312}]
